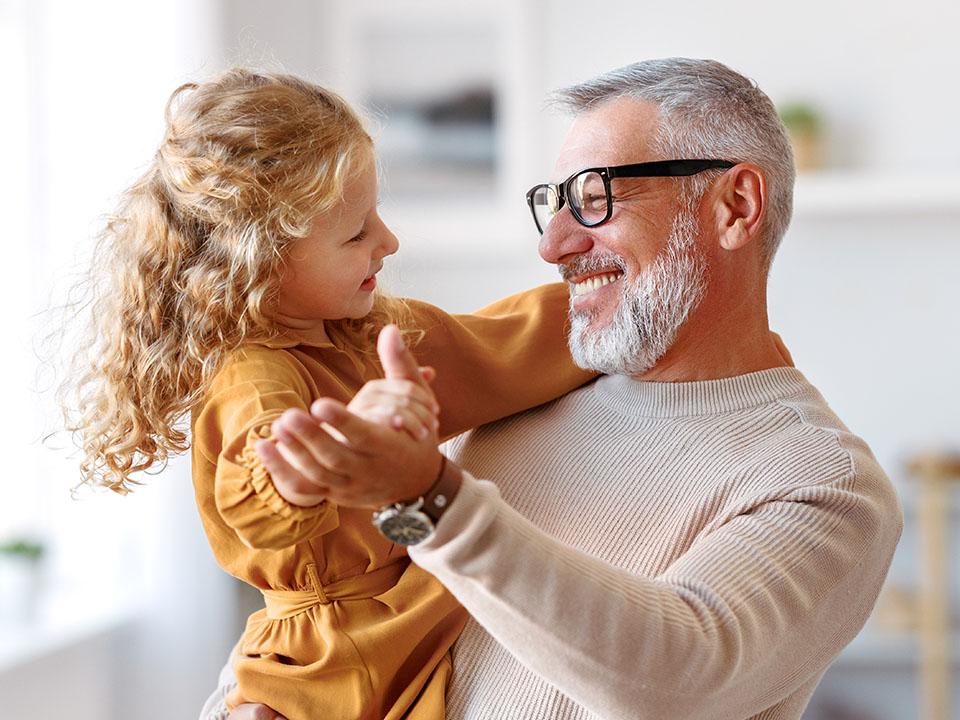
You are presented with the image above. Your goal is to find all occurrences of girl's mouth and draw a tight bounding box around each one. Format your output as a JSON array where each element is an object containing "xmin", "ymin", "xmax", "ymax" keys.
[{"xmin": 359, "ymin": 274, "xmax": 377, "ymax": 292}]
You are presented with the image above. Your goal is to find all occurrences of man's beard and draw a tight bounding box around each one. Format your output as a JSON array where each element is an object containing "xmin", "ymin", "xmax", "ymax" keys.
[{"xmin": 565, "ymin": 203, "xmax": 708, "ymax": 377}]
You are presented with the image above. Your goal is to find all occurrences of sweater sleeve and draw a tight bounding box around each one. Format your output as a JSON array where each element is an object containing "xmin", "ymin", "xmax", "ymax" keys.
[
  {"xmin": 196, "ymin": 645, "xmax": 236, "ymax": 720},
  {"xmin": 406, "ymin": 283, "xmax": 596, "ymax": 439},
  {"xmin": 409, "ymin": 465, "xmax": 902, "ymax": 719},
  {"xmin": 193, "ymin": 351, "xmax": 339, "ymax": 550}
]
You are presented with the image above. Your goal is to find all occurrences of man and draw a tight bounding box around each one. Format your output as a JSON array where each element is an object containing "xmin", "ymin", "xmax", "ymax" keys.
[{"xmin": 211, "ymin": 58, "xmax": 901, "ymax": 719}]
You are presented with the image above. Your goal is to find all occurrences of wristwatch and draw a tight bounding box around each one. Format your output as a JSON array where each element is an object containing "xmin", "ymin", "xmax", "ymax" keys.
[{"xmin": 373, "ymin": 456, "xmax": 461, "ymax": 546}]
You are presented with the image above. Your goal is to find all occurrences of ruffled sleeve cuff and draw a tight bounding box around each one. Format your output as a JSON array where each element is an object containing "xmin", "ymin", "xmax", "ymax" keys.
[{"xmin": 216, "ymin": 423, "xmax": 340, "ymax": 550}]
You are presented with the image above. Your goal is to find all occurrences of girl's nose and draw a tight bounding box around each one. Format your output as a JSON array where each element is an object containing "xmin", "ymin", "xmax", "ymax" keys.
[{"xmin": 376, "ymin": 216, "xmax": 400, "ymax": 258}]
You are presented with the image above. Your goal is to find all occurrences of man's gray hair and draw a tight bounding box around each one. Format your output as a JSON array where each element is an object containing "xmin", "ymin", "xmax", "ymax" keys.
[{"xmin": 552, "ymin": 58, "xmax": 795, "ymax": 269}]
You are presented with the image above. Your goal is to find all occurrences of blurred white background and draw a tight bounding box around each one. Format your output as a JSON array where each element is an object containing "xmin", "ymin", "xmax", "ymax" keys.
[{"xmin": 1, "ymin": 0, "xmax": 958, "ymax": 718}]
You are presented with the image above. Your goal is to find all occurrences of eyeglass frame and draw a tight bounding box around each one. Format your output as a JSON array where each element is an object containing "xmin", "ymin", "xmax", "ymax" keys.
[{"xmin": 525, "ymin": 159, "xmax": 737, "ymax": 235}]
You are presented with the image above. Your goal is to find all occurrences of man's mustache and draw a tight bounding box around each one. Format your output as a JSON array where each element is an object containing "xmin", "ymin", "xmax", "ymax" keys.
[{"xmin": 558, "ymin": 252, "xmax": 627, "ymax": 282}]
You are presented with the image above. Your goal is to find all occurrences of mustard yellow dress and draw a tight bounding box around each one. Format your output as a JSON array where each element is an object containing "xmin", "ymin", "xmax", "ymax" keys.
[{"xmin": 190, "ymin": 284, "xmax": 593, "ymax": 720}]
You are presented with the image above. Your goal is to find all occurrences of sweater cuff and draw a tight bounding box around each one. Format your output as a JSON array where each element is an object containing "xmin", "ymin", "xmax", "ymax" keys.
[{"xmin": 409, "ymin": 471, "xmax": 502, "ymax": 565}]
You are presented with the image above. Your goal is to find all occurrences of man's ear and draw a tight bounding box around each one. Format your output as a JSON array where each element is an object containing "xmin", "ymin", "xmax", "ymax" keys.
[{"xmin": 713, "ymin": 163, "xmax": 766, "ymax": 252}]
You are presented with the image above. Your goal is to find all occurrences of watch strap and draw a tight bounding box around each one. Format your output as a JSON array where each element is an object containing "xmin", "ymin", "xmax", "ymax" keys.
[{"xmin": 420, "ymin": 455, "xmax": 463, "ymax": 523}]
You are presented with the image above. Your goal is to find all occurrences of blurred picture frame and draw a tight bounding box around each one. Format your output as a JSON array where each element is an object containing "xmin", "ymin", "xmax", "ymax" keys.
[{"xmin": 320, "ymin": 0, "xmax": 543, "ymax": 251}]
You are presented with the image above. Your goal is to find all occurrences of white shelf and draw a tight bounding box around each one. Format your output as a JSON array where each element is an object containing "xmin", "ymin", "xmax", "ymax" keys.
[
  {"xmin": 379, "ymin": 171, "xmax": 960, "ymax": 252},
  {"xmin": 834, "ymin": 628, "xmax": 960, "ymax": 668},
  {"xmin": 794, "ymin": 171, "xmax": 960, "ymax": 216}
]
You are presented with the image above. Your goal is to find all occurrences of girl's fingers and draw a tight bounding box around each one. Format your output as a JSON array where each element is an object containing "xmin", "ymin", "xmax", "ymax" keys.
[
  {"xmin": 355, "ymin": 383, "xmax": 439, "ymax": 416},
  {"xmin": 408, "ymin": 379, "xmax": 440, "ymax": 413},
  {"xmin": 386, "ymin": 406, "xmax": 435, "ymax": 441},
  {"xmin": 378, "ymin": 325, "xmax": 428, "ymax": 388},
  {"xmin": 402, "ymin": 399, "xmax": 439, "ymax": 435},
  {"xmin": 353, "ymin": 394, "xmax": 438, "ymax": 438}
]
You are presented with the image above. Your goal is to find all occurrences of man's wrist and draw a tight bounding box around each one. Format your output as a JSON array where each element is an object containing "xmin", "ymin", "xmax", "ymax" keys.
[
  {"xmin": 371, "ymin": 456, "xmax": 463, "ymax": 546},
  {"xmin": 420, "ymin": 456, "xmax": 463, "ymax": 524}
]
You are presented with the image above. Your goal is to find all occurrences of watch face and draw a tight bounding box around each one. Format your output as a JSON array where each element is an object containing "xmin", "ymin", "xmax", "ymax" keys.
[{"xmin": 376, "ymin": 510, "xmax": 434, "ymax": 546}]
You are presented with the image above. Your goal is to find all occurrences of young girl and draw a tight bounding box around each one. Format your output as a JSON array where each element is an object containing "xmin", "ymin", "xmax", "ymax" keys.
[{"xmin": 63, "ymin": 68, "xmax": 592, "ymax": 719}]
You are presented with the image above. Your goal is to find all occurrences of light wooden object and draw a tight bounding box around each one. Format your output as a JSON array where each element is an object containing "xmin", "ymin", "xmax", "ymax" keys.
[{"xmin": 908, "ymin": 451, "xmax": 960, "ymax": 720}]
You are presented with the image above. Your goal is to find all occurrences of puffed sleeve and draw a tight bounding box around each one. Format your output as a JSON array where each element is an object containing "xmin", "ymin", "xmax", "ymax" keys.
[
  {"xmin": 406, "ymin": 283, "xmax": 596, "ymax": 438},
  {"xmin": 193, "ymin": 349, "xmax": 339, "ymax": 550}
]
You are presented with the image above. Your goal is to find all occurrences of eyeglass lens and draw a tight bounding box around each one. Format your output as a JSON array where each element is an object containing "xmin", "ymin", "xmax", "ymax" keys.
[
  {"xmin": 531, "ymin": 185, "xmax": 560, "ymax": 233},
  {"xmin": 568, "ymin": 171, "xmax": 607, "ymax": 225},
  {"xmin": 530, "ymin": 170, "xmax": 610, "ymax": 232}
]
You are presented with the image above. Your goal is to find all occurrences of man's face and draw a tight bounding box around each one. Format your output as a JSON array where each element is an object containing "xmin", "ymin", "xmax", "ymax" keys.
[{"xmin": 538, "ymin": 98, "xmax": 708, "ymax": 376}]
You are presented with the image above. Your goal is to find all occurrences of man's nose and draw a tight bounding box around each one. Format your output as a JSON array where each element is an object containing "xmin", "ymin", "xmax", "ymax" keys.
[{"xmin": 538, "ymin": 211, "xmax": 594, "ymax": 266}]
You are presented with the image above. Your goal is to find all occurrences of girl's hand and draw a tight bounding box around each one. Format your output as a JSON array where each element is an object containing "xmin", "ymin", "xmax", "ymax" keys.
[{"xmin": 347, "ymin": 370, "xmax": 440, "ymax": 441}]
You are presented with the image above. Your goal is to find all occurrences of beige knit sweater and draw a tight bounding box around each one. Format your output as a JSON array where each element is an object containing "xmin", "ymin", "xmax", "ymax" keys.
[{"xmin": 409, "ymin": 367, "xmax": 902, "ymax": 720}]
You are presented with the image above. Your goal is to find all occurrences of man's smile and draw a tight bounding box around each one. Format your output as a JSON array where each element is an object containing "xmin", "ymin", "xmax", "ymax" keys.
[{"xmin": 570, "ymin": 270, "xmax": 625, "ymax": 298}]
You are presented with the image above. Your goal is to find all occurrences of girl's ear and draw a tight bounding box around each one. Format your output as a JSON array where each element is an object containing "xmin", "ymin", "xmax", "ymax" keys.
[{"xmin": 712, "ymin": 163, "xmax": 766, "ymax": 252}]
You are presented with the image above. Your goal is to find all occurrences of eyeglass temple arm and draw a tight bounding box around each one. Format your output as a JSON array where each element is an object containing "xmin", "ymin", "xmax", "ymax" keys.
[{"xmin": 606, "ymin": 160, "xmax": 736, "ymax": 178}]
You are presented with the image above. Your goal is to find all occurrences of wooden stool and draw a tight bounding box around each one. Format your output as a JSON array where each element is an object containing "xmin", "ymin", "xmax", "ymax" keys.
[{"xmin": 907, "ymin": 451, "xmax": 960, "ymax": 720}]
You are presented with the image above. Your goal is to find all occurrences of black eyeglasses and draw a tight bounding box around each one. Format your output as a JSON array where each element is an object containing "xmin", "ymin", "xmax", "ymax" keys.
[{"xmin": 525, "ymin": 159, "xmax": 736, "ymax": 235}]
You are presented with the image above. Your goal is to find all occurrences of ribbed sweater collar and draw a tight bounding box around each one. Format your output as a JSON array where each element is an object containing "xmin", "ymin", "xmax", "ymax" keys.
[{"xmin": 592, "ymin": 366, "xmax": 812, "ymax": 418}]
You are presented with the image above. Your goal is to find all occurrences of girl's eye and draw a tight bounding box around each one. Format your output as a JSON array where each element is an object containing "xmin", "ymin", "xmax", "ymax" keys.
[{"xmin": 348, "ymin": 231, "xmax": 367, "ymax": 244}]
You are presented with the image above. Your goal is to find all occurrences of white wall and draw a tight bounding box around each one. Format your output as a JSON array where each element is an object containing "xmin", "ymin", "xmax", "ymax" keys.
[
  {"xmin": 2, "ymin": 631, "xmax": 118, "ymax": 720},
  {"xmin": 2, "ymin": 1, "xmax": 242, "ymax": 718},
  {"xmin": 536, "ymin": 0, "xmax": 960, "ymax": 173}
]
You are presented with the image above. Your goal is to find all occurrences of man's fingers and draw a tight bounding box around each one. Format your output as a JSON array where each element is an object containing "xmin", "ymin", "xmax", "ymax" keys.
[
  {"xmin": 377, "ymin": 324, "xmax": 424, "ymax": 384},
  {"xmin": 228, "ymin": 704, "xmax": 288, "ymax": 720},
  {"xmin": 310, "ymin": 398, "xmax": 381, "ymax": 449},
  {"xmin": 271, "ymin": 430, "xmax": 334, "ymax": 483},
  {"xmin": 273, "ymin": 409, "xmax": 361, "ymax": 482},
  {"xmin": 255, "ymin": 440, "xmax": 328, "ymax": 507}
]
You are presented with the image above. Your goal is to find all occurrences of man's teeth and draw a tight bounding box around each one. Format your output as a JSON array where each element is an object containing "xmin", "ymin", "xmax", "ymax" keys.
[{"xmin": 572, "ymin": 272, "xmax": 623, "ymax": 296}]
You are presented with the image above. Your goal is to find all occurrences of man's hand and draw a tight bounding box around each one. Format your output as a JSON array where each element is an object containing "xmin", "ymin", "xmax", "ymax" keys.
[{"xmin": 256, "ymin": 325, "xmax": 444, "ymax": 508}]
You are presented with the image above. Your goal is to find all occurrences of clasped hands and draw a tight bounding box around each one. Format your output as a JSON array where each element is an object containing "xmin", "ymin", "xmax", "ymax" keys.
[{"xmin": 255, "ymin": 325, "xmax": 444, "ymax": 509}]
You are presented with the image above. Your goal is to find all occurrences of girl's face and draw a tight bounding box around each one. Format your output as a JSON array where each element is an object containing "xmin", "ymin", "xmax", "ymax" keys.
[{"xmin": 275, "ymin": 156, "xmax": 399, "ymax": 332}]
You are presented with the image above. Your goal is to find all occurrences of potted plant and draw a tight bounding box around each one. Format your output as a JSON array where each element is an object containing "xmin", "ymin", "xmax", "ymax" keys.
[
  {"xmin": 0, "ymin": 538, "xmax": 46, "ymax": 624},
  {"xmin": 779, "ymin": 102, "xmax": 824, "ymax": 172}
]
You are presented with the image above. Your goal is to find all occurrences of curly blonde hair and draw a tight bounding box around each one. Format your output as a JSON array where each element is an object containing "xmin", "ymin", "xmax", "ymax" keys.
[{"xmin": 61, "ymin": 68, "xmax": 409, "ymax": 494}]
